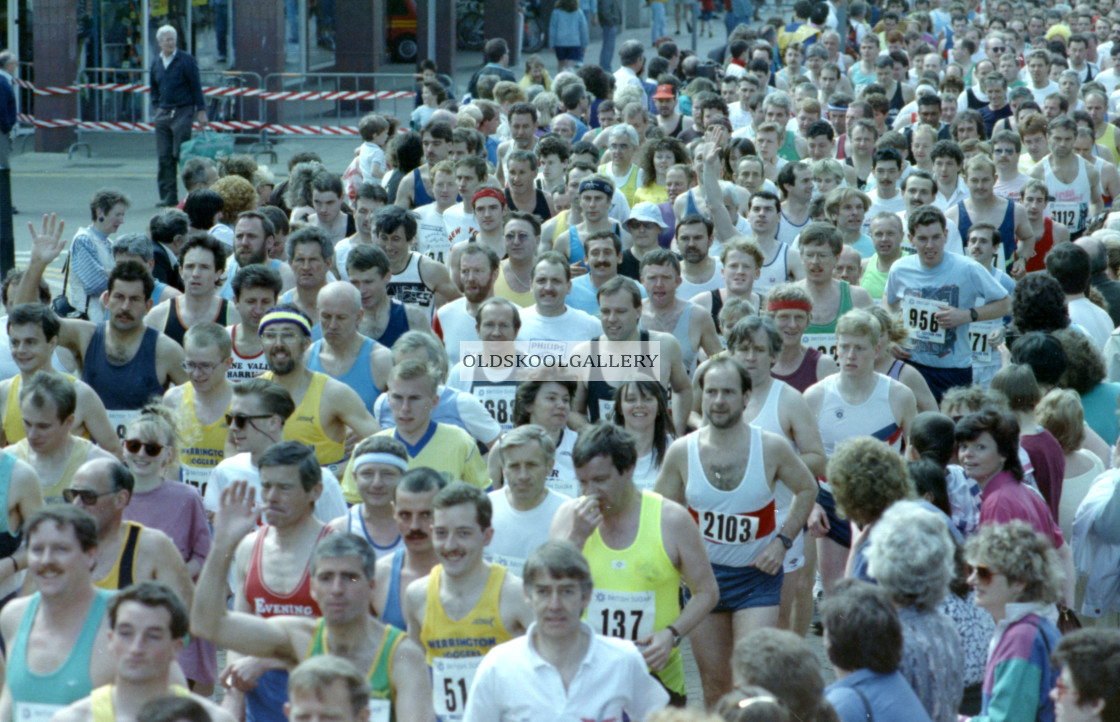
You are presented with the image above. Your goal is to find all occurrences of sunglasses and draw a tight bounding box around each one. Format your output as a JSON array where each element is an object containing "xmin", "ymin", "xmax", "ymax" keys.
[
  {"xmin": 225, "ymin": 413, "xmax": 273, "ymax": 429},
  {"xmin": 62, "ymin": 488, "xmax": 116, "ymax": 504},
  {"xmin": 968, "ymin": 564, "xmax": 996, "ymax": 583},
  {"xmin": 124, "ymin": 439, "xmax": 164, "ymax": 456}
]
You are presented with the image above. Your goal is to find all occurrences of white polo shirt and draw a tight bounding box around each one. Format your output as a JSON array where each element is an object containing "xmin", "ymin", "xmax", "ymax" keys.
[{"xmin": 463, "ymin": 622, "xmax": 670, "ymax": 722}]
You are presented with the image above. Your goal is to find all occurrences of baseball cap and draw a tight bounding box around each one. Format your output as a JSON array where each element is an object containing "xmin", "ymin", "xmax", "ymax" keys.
[
  {"xmin": 652, "ymin": 84, "xmax": 676, "ymax": 100},
  {"xmin": 627, "ymin": 202, "xmax": 669, "ymax": 229}
]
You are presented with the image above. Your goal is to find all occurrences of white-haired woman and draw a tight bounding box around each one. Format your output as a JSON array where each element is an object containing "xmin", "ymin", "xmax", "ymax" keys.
[{"xmin": 866, "ymin": 500, "xmax": 965, "ymax": 722}]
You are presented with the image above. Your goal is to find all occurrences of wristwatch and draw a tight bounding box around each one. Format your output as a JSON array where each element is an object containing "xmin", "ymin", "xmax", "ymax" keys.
[
  {"xmin": 667, "ymin": 625, "xmax": 682, "ymax": 647},
  {"xmin": 970, "ymin": 308, "xmax": 979, "ymax": 322},
  {"xmin": 777, "ymin": 533, "xmax": 794, "ymax": 550}
]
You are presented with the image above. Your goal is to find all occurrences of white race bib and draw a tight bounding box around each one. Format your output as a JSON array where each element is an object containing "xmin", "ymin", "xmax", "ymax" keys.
[
  {"xmin": 431, "ymin": 656, "xmax": 482, "ymax": 720},
  {"xmin": 485, "ymin": 550, "xmax": 526, "ymax": 577},
  {"xmin": 969, "ymin": 319, "xmax": 1002, "ymax": 364},
  {"xmin": 179, "ymin": 464, "xmax": 212, "ymax": 496},
  {"xmin": 368, "ymin": 698, "xmax": 391, "ymax": 722},
  {"xmin": 1049, "ymin": 201, "xmax": 1086, "ymax": 231},
  {"xmin": 106, "ymin": 408, "xmax": 143, "ymax": 440},
  {"xmin": 695, "ymin": 507, "xmax": 769, "ymax": 545},
  {"xmin": 585, "ymin": 588, "xmax": 656, "ymax": 642},
  {"xmin": 473, "ymin": 385, "xmax": 517, "ymax": 431},
  {"xmin": 901, "ymin": 295, "xmax": 946, "ymax": 344},
  {"xmin": 15, "ymin": 702, "xmax": 62, "ymax": 722},
  {"xmin": 800, "ymin": 332, "xmax": 838, "ymax": 358},
  {"xmin": 417, "ymin": 224, "xmax": 451, "ymax": 264},
  {"xmin": 547, "ymin": 475, "xmax": 580, "ymax": 499}
]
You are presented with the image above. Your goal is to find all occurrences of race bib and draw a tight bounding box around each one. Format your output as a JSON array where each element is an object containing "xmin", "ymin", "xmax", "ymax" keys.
[
  {"xmin": 1049, "ymin": 201, "xmax": 1086, "ymax": 231},
  {"xmin": 691, "ymin": 501, "xmax": 777, "ymax": 545},
  {"xmin": 179, "ymin": 464, "xmax": 211, "ymax": 496},
  {"xmin": 485, "ymin": 550, "xmax": 526, "ymax": 577},
  {"xmin": 15, "ymin": 703, "xmax": 62, "ymax": 722},
  {"xmin": 901, "ymin": 295, "xmax": 946, "ymax": 344},
  {"xmin": 596, "ymin": 398, "xmax": 615, "ymax": 422},
  {"xmin": 368, "ymin": 699, "xmax": 391, "ymax": 722},
  {"xmin": 431, "ymin": 656, "xmax": 482, "ymax": 720},
  {"xmin": 417, "ymin": 224, "xmax": 451, "ymax": 264},
  {"xmin": 474, "ymin": 385, "xmax": 517, "ymax": 431},
  {"xmin": 547, "ymin": 474, "xmax": 580, "ymax": 499},
  {"xmin": 969, "ymin": 319, "xmax": 1002, "ymax": 365},
  {"xmin": 106, "ymin": 408, "xmax": 143, "ymax": 440},
  {"xmin": 585, "ymin": 588, "xmax": 656, "ymax": 642},
  {"xmin": 801, "ymin": 332, "xmax": 838, "ymax": 358}
]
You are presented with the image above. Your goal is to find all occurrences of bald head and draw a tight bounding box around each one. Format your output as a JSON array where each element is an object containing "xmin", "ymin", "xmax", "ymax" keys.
[
  {"xmin": 317, "ymin": 281, "xmax": 362, "ymax": 312},
  {"xmin": 1075, "ymin": 236, "xmax": 1108, "ymax": 275}
]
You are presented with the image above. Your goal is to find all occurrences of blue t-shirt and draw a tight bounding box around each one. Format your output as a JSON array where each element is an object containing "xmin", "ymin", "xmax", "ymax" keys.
[
  {"xmin": 826, "ymin": 669, "xmax": 933, "ymax": 722},
  {"xmin": 884, "ymin": 251, "xmax": 1009, "ymax": 369},
  {"xmin": 565, "ymin": 274, "xmax": 646, "ymax": 317}
]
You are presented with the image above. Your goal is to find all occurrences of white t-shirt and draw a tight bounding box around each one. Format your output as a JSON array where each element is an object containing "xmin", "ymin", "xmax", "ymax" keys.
[
  {"xmin": 358, "ymin": 142, "xmax": 387, "ymax": 184},
  {"xmin": 518, "ymin": 305, "xmax": 603, "ymax": 342},
  {"xmin": 203, "ymin": 451, "xmax": 348, "ymax": 523},
  {"xmin": 1069, "ymin": 297, "xmax": 1114, "ymax": 349},
  {"xmin": 434, "ymin": 298, "xmax": 479, "ymax": 367},
  {"xmin": 864, "ymin": 190, "xmax": 907, "ymax": 233},
  {"xmin": 413, "ymin": 203, "xmax": 452, "ymax": 265},
  {"xmin": 485, "ymin": 488, "xmax": 569, "ymax": 576},
  {"xmin": 443, "ymin": 204, "xmax": 479, "ymax": 248}
]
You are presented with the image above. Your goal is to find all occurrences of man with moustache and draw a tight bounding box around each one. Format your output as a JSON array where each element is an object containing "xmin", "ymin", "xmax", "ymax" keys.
[
  {"xmin": 565, "ymin": 231, "xmax": 645, "ymax": 317},
  {"xmin": 219, "ymin": 210, "xmax": 296, "ymax": 299},
  {"xmin": 257, "ymin": 306, "xmax": 379, "ymax": 473},
  {"xmin": 14, "ymin": 225, "xmax": 189, "ymax": 436},
  {"xmin": 434, "ymin": 245, "xmax": 500, "ymax": 367}
]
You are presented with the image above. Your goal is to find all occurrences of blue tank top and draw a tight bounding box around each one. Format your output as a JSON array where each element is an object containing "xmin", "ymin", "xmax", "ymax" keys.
[
  {"xmin": 151, "ymin": 280, "xmax": 166, "ymax": 303},
  {"xmin": 307, "ymin": 337, "xmax": 381, "ymax": 411},
  {"xmin": 0, "ymin": 453, "xmax": 13, "ymax": 536},
  {"xmin": 81, "ymin": 325, "xmax": 165, "ymax": 410},
  {"xmin": 569, "ymin": 222, "xmax": 622, "ymax": 267},
  {"xmin": 685, "ymin": 189, "xmax": 700, "ymax": 216},
  {"xmin": 346, "ymin": 505, "xmax": 403, "ymax": 553},
  {"xmin": 247, "ymin": 671, "xmax": 291, "ymax": 722},
  {"xmin": 376, "ymin": 386, "xmax": 466, "ymax": 430},
  {"xmin": 412, "ymin": 168, "xmax": 434, "ymax": 207},
  {"xmin": 381, "ymin": 548, "xmax": 407, "ymax": 630},
  {"xmin": 7, "ymin": 589, "xmax": 112, "ymax": 713},
  {"xmin": 956, "ymin": 199, "xmax": 1016, "ymax": 271},
  {"xmin": 376, "ymin": 299, "xmax": 411, "ymax": 349}
]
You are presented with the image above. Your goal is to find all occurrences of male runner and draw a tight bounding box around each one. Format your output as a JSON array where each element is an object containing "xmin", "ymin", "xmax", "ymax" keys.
[
  {"xmin": 307, "ymin": 282, "xmax": 393, "ymax": 413},
  {"xmin": 346, "ymin": 246, "xmax": 431, "ymax": 350},
  {"xmin": 145, "ymin": 233, "xmax": 236, "ymax": 347},
  {"xmin": 227, "ymin": 264, "xmax": 282, "ymax": 383}
]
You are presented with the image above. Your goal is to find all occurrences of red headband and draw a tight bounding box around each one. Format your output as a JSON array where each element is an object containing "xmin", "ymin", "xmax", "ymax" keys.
[
  {"xmin": 472, "ymin": 187, "xmax": 507, "ymax": 207},
  {"xmin": 767, "ymin": 299, "xmax": 812, "ymax": 313}
]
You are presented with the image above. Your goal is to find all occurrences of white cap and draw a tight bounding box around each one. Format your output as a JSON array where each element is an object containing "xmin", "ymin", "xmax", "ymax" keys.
[{"xmin": 626, "ymin": 202, "xmax": 669, "ymax": 229}]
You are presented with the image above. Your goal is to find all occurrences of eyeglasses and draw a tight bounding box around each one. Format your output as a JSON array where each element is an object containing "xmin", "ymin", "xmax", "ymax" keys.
[
  {"xmin": 968, "ymin": 564, "xmax": 996, "ymax": 583},
  {"xmin": 1053, "ymin": 677, "xmax": 1077, "ymax": 700},
  {"xmin": 990, "ymin": 46, "xmax": 1007, "ymax": 52},
  {"xmin": 62, "ymin": 488, "xmax": 116, "ymax": 504},
  {"xmin": 124, "ymin": 439, "xmax": 164, "ymax": 456},
  {"xmin": 225, "ymin": 413, "xmax": 273, "ymax": 429},
  {"xmin": 182, "ymin": 361, "xmax": 220, "ymax": 374}
]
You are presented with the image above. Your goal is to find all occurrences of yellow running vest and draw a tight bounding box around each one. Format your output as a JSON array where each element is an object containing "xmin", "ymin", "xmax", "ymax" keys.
[
  {"xmin": 90, "ymin": 684, "xmax": 190, "ymax": 722},
  {"xmin": 583, "ymin": 490, "xmax": 686, "ymax": 696},
  {"xmin": 175, "ymin": 384, "xmax": 230, "ymax": 494},
  {"xmin": 261, "ymin": 371, "xmax": 344, "ymax": 468}
]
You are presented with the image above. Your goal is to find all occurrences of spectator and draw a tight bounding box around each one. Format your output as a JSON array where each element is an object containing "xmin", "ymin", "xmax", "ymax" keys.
[
  {"xmin": 821, "ymin": 579, "xmax": 934, "ymax": 722},
  {"xmin": 732, "ymin": 629, "xmax": 838, "ymax": 722},
  {"xmin": 549, "ymin": 0, "xmax": 589, "ymax": 71},
  {"xmin": 67, "ymin": 188, "xmax": 130, "ymax": 323},
  {"xmin": 1036, "ymin": 388, "xmax": 1105, "ymax": 542},
  {"xmin": 1049, "ymin": 629, "xmax": 1120, "ymax": 721},
  {"xmin": 151, "ymin": 25, "xmax": 206, "ymax": 207}
]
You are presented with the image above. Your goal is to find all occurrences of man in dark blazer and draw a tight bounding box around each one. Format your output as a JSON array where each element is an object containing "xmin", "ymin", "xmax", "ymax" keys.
[{"xmin": 151, "ymin": 25, "xmax": 207, "ymax": 207}]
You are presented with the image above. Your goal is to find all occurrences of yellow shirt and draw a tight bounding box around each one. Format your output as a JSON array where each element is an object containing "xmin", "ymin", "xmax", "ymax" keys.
[
  {"xmin": 175, "ymin": 383, "xmax": 230, "ymax": 495},
  {"xmin": 3, "ymin": 373, "xmax": 79, "ymax": 444},
  {"xmin": 261, "ymin": 371, "xmax": 345, "ymax": 469},
  {"xmin": 91, "ymin": 684, "xmax": 190, "ymax": 722},
  {"xmin": 492, "ymin": 267, "xmax": 536, "ymax": 308},
  {"xmin": 634, "ymin": 184, "xmax": 669, "ymax": 204},
  {"xmin": 9, "ymin": 436, "xmax": 92, "ymax": 506}
]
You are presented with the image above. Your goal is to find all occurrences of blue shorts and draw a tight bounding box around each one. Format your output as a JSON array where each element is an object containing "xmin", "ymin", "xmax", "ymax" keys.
[
  {"xmin": 711, "ymin": 562, "xmax": 783, "ymax": 612},
  {"xmin": 555, "ymin": 46, "xmax": 584, "ymax": 61},
  {"xmin": 817, "ymin": 487, "xmax": 852, "ymax": 548},
  {"xmin": 909, "ymin": 362, "xmax": 972, "ymax": 405}
]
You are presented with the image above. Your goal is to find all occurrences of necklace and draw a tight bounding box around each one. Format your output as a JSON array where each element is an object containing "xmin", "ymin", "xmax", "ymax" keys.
[{"xmin": 505, "ymin": 261, "xmax": 532, "ymax": 291}]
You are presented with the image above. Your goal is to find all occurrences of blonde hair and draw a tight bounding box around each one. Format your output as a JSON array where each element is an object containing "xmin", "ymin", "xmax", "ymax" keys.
[
  {"xmin": 764, "ymin": 282, "xmax": 813, "ymax": 312},
  {"xmin": 1035, "ymin": 388, "xmax": 1086, "ymax": 453},
  {"xmin": 835, "ymin": 308, "xmax": 882, "ymax": 345},
  {"xmin": 721, "ymin": 238, "xmax": 765, "ymax": 268},
  {"xmin": 867, "ymin": 305, "xmax": 912, "ymax": 348},
  {"xmin": 128, "ymin": 404, "xmax": 179, "ymax": 455}
]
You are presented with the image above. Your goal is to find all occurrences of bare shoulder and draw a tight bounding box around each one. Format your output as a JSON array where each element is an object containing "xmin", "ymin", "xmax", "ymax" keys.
[
  {"xmin": 162, "ymin": 383, "xmax": 186, "ymax": 408},
  {"xmin": 0, "ymin": 595, "xmax": 30, "ymax": 638},
  {"xmin": 197, "ymin": 694, "xmax": 237, "ymax": 722},
  {"xmin": 87, "ymin": 443, "xmax": 117, "ymax": 462},
  {"xmin": 689, "ymin": 291, "xmax": 713, "ymax": 311}
]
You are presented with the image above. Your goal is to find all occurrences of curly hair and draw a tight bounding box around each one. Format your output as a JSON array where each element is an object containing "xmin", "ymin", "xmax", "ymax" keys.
[
  {"xmin": 827, "ymin": 437, "xmax": 914, "ymax": 527},
  {"xmin": 218, "ymin": 154, "xmax": 258, "ymax": 183},
  {"xmin": 1036, "ymin": 388, "xmax": 1086, "ymax": 453},
  {"xmin": 955, "ymin": 406, "xmax": 1025, "ymax": 481},
  {"xmin": 965, "ymin": 520, "xmax": 1065, "ymax": 604},
  {"xmin": 732, "ymin": 629, "xmax": 837, "ymax": 722},
  {"xmin": 939, "ymin": 384, "xmax": 1007, "ymax": 418},
  {"xmin": 210, "ymin": 175, "xmax": 257, "ymax": 220},
  {"xmin": 637, "ymin": 137, "xmax": 690, "ymax": 189},
  {"xmin": 1012, "ymin": 272, "xmax": 1071, "ymax": 333},
  {"xmin": 866, "ymin": 500, "xmax": 955, "ymax": 611},
  {"xmin": 1052, "ymin": 327, "xmax": 1106, "ymax": 394}
]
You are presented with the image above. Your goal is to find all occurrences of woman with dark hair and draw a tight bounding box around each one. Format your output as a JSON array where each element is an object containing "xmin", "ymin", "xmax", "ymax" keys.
[
  {"xmin": 182, "ymin": 189, "xmax": 223, "ymax": 233},
  {"xmin": 383, "ymin": 131, "xmax": 423, "ymax": 202},
  {"xmin": 1053, "ymin": 327, "xmax": 1120, "ymax": 451},
  {"xmin": 1009, "ymin": 274, "xmax": 1071, "ymax": 337},
  {"xmin": 488, "ymin": 379, "xmax": 579, "ymax": 495},
  {"xmin": 576, "ymin": 64, "xmax": 613, "ymax": 127},
  {"xmin": 634, "ymin": 137, "xmax": 691, "ymax": 204},
  {"xmin": 955, "ymin": 406, "xmax": 1076, "ymax": 605},
  {"xmin": 610, "ymin": 380, "xmax": 673, "ymax": 491},
  {"xmin": 821, "ymin": 579, "xmax": 932, "ymax": 722},
  {"xmin": 1009, "ymin": 331, "xmax": 1067, "ymax": 389},
  {"xmin": 722, "ymin": 137, "xmax": 758, "ymax": 182}
]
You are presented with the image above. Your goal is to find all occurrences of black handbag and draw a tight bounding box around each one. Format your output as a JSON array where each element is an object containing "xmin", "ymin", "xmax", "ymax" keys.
[{"xmin": 50, "ymin": 253, "xmax": 89, "ymax": 320}]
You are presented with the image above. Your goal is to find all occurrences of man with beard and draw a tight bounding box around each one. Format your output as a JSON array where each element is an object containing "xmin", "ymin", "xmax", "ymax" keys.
[
  {"xmin": 347, "ymin": 245, "xmax": 431, "ymax": 350},
  {"xmin": 306, "ymin": 282, "xmax": 392, "ymax": 412},
  {"xmin": 219, "ymin": 211, "xmax": 296, "ymax": 299},
  {"xmin": 14, "ymin": 227, "xmax": 189, "ymax": 437},
  {"xmin": 434, "ymin": 245, "xmax": 499, "ymax": 367},
  {"xmin": 258, "ymin": 306, "xmax": 379, "ymax": 474},
  {"xmin": 145, "ymin": 233, "xmax": 237, "ymax": 348},
  {"xmin": 654, "ymin": 356, "xmax": 817, "ymax": 707},
  {"xmin": 373, "ymin": 468, "xmax": 445, "ymax": 631},
  {"xmin": 227, "ymin": 264, "xmax": 282, "ymax": 382},
  {"xmin": 674, "ymin": 214, "xmax": 725, "ymax": 300}
]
